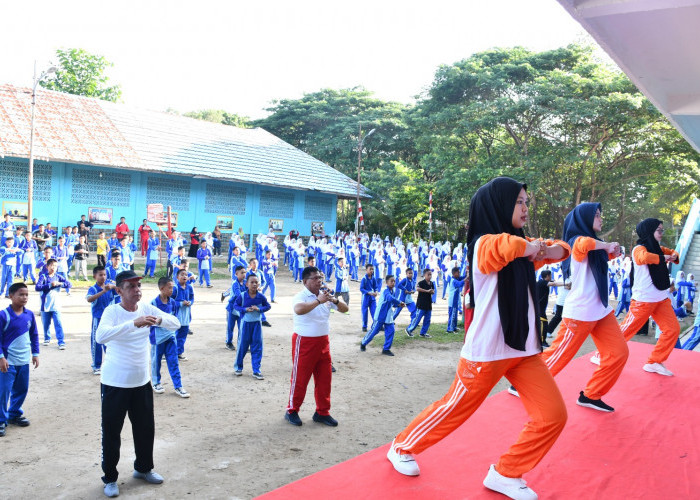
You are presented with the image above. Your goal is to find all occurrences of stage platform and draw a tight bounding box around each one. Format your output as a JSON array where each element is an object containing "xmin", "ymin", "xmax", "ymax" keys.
[{"xmin": 259, "ymin": 342, "xmax": 700, "ymax": 499}]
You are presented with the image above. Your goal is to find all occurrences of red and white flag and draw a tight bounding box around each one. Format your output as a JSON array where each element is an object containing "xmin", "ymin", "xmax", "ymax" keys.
[{"xmin": 358, "ymin": 201, "xmax": 365, "ymax": 226}]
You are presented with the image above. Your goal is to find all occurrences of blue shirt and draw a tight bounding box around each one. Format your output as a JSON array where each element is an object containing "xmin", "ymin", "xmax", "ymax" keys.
[
  {"xmin": 147, "ymin": 237, "xmax": 160, "ymax": 261},
  {"xmin": 87, "ymin": 284, "xmax": 113, "ymax": 319},
  {"xmin": 373, "ymin": 287, "xmax": 401, "ymax": 325},
  {"xmin": 360, "ymin": 274, "xmax": 381, "ymax": 297},
  {"xmin": 397, "ymin": 277, "xmax": 416, "ymax": 304},
  {"xmin": 233, "ymin": 291, "xmax": 271, "ymax": 323},
  {"xmin": 0, "ymin": 306, "xmax": 39, "ymax": 365},
  {"xmin": 335, "ymin": 265, "xmax": 349, "ymax": 293},
  {"xmin": 36, "ymin": 273, "xmax": 71, "ymax": 312},
  {"xmin": 150, "ymin": 296, "xmax": 178, "ymax": 344},
  {"xmin": 0, "ymin": 246, "xmax": 23, "ymax": 267},
  {"xmin": 197, "ymin": 247, "xmax": 213, "ymax": 270},
  {"xmin": 226, "ymin": 279, "xmax": 247, "ymax": 315},
  {"xmin": 173, "ymin": 282, "xmax": 194, "ymax": 326},
  {"xmin": 447, "ymin": 275, "xmax": 466, "ymax": 308}
]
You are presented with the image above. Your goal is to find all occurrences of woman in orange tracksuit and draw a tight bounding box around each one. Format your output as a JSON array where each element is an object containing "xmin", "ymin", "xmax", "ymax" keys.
[
  {"xmin": 590, "ymin": 218, "xmax": 680, "ymax": 375},
  {"xmin": 539, "ymin": 203, "xmax": 629, "ymax": 413},
  {"xmin": 387, "ymin": 177, "xmax": 570, "ymax": 500}
]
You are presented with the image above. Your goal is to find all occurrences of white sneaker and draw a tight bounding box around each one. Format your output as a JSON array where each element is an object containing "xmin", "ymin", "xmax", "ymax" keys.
[
  {"xmin": 590, "ymin": 352, "xmax": 601, "ymax": 366},
  {"xmin": 386, "ymin": 444, "xmax": 420, "ymax": 476},
  {"xmin": 643, "ymin": 362, "xmax": 674, "ymax": 376},
  {"xmin": 174, "ymin": 387, "xmax": 190, "ymax": 398},
  {"xmin": 483, "ymin": 464, "xmax": 538, "ymax": 500},
  {"xmin": 152, "ymin": 383, "xmax": 165, "ymax": 394},
  {"xmin": 507, "ymin": 386, "xmax": 520, "ymax": 398},
  {"xmin": 43, "ymin": 340, "xmax": 50, "ymax": 345}
]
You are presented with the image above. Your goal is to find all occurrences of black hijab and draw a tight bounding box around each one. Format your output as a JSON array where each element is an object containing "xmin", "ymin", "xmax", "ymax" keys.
[
  {"xmin": 467, "ymin": 177, "xmax": 538, "ymax": 351},
  {"xmin": 561, "ymin": 202, "xmax": 609, "ymax": 307},
  {"xmin": 635, "ymin": 218, "xmax": 670, "ymax": 290}
]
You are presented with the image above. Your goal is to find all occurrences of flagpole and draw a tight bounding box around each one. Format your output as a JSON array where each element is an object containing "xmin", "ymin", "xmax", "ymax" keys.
[{"xmin": 428, "ymin": 191, "xmax": 433, "ymax": 241}]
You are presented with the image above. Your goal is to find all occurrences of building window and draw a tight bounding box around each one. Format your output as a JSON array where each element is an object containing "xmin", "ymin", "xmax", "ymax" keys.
[
  {"xmin": 205, "ymin": 183, "xmax": 247, "ymax": 214},
  {"xmin": 0, "ymin": 158, "xmax": 52, "ymax": 202},
  {"xmin": 304, "ymin": 195, "xmax": 332, "ymax": 220},
  {"xmin": 259, "ymin": 189, "xmax": 294, "ymax": 218},
  {"xmin": 72, "ymin": 168, "xmax": 130, "ymax": 206},
  {"xmin": 146, "ymin": 176, "xmax": 190, "ymax": 211}
]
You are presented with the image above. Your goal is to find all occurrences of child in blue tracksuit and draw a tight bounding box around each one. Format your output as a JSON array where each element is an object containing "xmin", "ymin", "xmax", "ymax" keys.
[
  {"xmin": 197, "ymin": 241, "xmax": 213, "ymax": 287},
  {"xmin": 173, "ymin": 269, "xmax": 194, "ymax": 359},
  {"xmin": 35, "ymin": 259, "xmax": 71, "ymax": 348},
  {"xmin": 170, "ymin": 246, "xmax": 186, "ymax": 279},
  {"xmin": 334, "ymin": 257, "xmax": 350, "ymax": 305},
  {"xmin": 35, "ymin": 247, "xmax": 53, "ymax": 278},
  {"xmin": 225, "ymin": 266, "xmax": 247, "ymax": 350},
  {"xmin": 85, "ymin": 266, "xmax": 114, "ymax": 374},
  {"xmin": 229, "ymin": 247, "xmax": 246, "ymax": 280},
  {"xmin": 614, "ymin": 275, "xmax": 632, "ymax": 317},
  {"xmin": 446, "ymin": 267, "xmax": 467, "ymax": 333},
  {"xmin": 53, "ymin": 237, "xmax": 70, "ymax": 294},
  {"xmin": 19, "ymin": 233, "xmax": 38, "ymax": 283},
  {"xmin": 150, "ymin": 277, "xmax": 189, "ymax": 398},
  {"xmin": 393, "ymin": 268, "xmax": 417, "ymax": 322},
  {"xmin": 233, "ymin": 274, "xmax": 271, "ymax": 379},
  {"xmin": 247, "ymin": 259, "xmax": 271, "ymax": 327},
  {"xmin": 144, "ymin": 230, "xmax": 160, "ymax": 278},
  {"xmin": 261, "ymin": 250, "xmax": 277, "ymax": 302},
  {"xmin": 1, "ymin": 237, "xmax": 23, "ymax": 297},
  {"xmin": 360, "ymin": 275, "xmax": 404, "ymax": 355},
  {"xmin": 360, "ymin": 264, "xmax": 381, "ymax": 332},
  {"xmin": 294, "ymin": 245, "xmax": 305, "ymax": 282},
  {"xmin": 0, "ymin": 283, "xmax": 40, "ymax": 436}
]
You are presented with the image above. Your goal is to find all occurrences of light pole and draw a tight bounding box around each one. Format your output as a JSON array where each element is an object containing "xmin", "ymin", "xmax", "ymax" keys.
[
  {"xmin": 355, "ymin": 125, "xmax": 375, "ymax": 235},
  {"xmin": 27, "ymin": 62, "xmax": 57, "ymax": 231}
]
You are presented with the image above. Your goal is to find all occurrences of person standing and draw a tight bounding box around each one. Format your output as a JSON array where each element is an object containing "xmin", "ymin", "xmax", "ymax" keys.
[
  {"xmin": 96, "ymin": 270, "xmax": 180, "ymax": 498},
  {"xmin": 115, "ymin": 217, "xmax": 129, "ymax": 241},
  {"xmin": 285, "ymin": 266, "xmax": 348, "ymax": 427},
  {"xmin": 138, "ymin": 220, "xmax": 152, "ymax": 257}
]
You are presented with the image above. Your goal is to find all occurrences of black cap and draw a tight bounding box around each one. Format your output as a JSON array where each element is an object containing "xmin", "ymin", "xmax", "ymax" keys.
[{"xmin": 115, "ymin": 270, "xmax": 142, "ymax": 286}]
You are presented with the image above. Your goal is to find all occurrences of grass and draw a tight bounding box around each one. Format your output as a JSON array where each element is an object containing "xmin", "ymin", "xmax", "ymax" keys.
[{"xmin": 367, "ymin": 321, "xmax": 465, "ymax": 348}]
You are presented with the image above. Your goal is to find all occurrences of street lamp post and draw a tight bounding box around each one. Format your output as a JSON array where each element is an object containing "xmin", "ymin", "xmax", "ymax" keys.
[
  {"xmin": 27, "ymin": 62, "xmax": 56, "ymax": 231},
  {"xmin": 355, "ymin": 125, "xmax": 376, "ymax": 235}
]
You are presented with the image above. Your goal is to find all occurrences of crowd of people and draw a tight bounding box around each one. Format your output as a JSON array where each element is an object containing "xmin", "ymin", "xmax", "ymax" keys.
[{"xmin": 1, "ymin": 187, "xmax": 698, "ymax": 499}]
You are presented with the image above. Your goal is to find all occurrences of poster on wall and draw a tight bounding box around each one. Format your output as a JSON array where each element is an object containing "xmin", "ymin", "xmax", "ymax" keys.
[
  {"xmin": 2, "ymin": 201, "xmax": 28, "ymax": 224},
  {"xmin": 311, "ymin": 221, "xmax": 324, "ymax": 237},
  {"xmin": 268, "ymin": 218, "xmax": 284, "ymax": 233},
  {"xmin": 216, "ymin": 215, "xmax": 234, "ymax": 232},
  {"xmin": 161, "ymin": 211, "xmax": 178, "ymax": 228},
  {"xmin": 88, "ymin": 207, "xmax": 113, "ymax": 226}
]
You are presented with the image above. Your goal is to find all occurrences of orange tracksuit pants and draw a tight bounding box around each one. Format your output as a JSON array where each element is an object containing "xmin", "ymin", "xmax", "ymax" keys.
[
  {"xmin": 392, "ymin": 355, "xmax": 567, "ymax": 478},
  {"xmin": 542, "ymin": 312, "xmax": 628, "ymax": 400},
  {"xmin": 619, "ymin": 299, "xmax": 679, "ymax": 364}
]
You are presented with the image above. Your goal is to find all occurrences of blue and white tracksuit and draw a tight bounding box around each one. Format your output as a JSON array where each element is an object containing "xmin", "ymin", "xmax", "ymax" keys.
[
  {"xmin": 173, "ymin": 282, "xmax": 194, "ymax": 355},
  {"xmin": 0, "ymin": 305, "xmax": 39, "ymax": 424},
  {"xmin": 393, "ymin": 276, "xmax": 417, "ymax": 321},
  {"xmin": 360, "ymin": 274, "xmax": 381, "ymax": 329},
  {"xmin": 19, "ymin": 239, "xmax": 37, "ymax": 282},
  {"xmin": 226, "ymin": 278, "xmax": 246, "ymax": 344},
  {"xmin": 446, "ymin": 275, "xmax": 466, "ymax": 332},
  {"xmin": 362, "ymin": 287, "xmax": 401, "ymax": 350},
  {"xmin": 150, "ymin": 296, "xmax": 183, "ymax": 389},
  {"xmin": 261, "ymin": 257, "xmax": 277, "ymax": 302},
  {"xmin": 36, "ymin": 273, "xmax": 71, "ymax": 344},
  {"xmin": 0, "ymin": 247, "xmax": 23, "ymax": 296},
  {"xmin": 197, "ymin": 247, "xmax": 213, "ymax": 286},
  {"xmin": 233, "ymin": 292, "xmax": 271, "ymax": 373},
  {"xmin": 144, "ymin": 237, "xmax": 160, "ymax": 277},
  {"xmin": 86, "ymin": 284, "xmax": 113, "ymax": 370}
]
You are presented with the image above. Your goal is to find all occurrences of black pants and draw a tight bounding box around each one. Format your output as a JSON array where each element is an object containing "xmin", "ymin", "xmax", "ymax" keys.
[
  {"xmin": 548, "ymin": 304, "xmax": 564, "ymax": 335},
  {"xmin": 97, "ymin": 255, "xmax": 106, "ymax": 267},
  {"xmin": 101, "ymin": 383, "xmax": 155, "ymax": 484}
]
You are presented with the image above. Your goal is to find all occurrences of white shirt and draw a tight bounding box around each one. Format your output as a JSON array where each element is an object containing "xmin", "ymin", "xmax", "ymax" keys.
[
  {"xmin": 630, "ymin": 245, "xmax": 669, "ymax": 303},
  {"xmin": 460, "ymin": 237, "xmax": 541, "ymax": 362},
  {"xmin": 555, "ymin": 278, "xmax": 571, "ymax": 307},
  {"xmin": 562, "ymin": 238, "xmax": 612, "ymax": 322},
  {"xmin": 292, "ymin": 288, "xmax": 337, "ymax": 337},
  {"xmin": 96, "ymin": 302, "xmax": 181, "ymax": 388}
]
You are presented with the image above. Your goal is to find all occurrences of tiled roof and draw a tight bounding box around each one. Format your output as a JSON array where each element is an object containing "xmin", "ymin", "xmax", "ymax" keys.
[{"xmin": 0, "ymin": 84, "xmax": 367, "ymax": 198}]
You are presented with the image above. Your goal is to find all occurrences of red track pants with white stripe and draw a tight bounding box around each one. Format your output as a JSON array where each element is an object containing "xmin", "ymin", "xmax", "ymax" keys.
[
  {"xmin": 542, "ymin": 312, "xmax": 628, "ymax": 400},
  {"xmin": 392, "ymin": 355, "xmax": 567, "ymax": 478},
  {"xmin": 619, "ymin": 299, "xmax": 679, "ymax": 364},
  {"xmin": 287, "ymin": 333, "xmax": 332, "ymax": 416}
]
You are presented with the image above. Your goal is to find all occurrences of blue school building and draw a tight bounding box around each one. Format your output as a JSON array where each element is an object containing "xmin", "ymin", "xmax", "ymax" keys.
[{"xmin": 0, "ymin": 84, "xmax": 365, "ymax": 239}]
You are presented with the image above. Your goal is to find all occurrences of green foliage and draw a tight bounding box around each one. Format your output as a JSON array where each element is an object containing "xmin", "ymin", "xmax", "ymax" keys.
[
  {"xmin": 182, "ymin": 109, "xmax": 251, "ymax": 128},
  {"xmin": 43, "ymin": 48, "xmax": 121, "ymax": 102}
]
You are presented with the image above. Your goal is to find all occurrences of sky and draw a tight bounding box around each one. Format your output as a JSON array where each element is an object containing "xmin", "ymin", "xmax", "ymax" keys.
[{"xmin": 0, "ymin": 0, "xmax": 590, "ymax": 119}]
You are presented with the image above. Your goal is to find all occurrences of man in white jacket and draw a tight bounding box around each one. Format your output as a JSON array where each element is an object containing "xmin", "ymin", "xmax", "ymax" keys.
[{"xmin": 96, "ymin": 270, "xmax": 181, "ymax": 498}]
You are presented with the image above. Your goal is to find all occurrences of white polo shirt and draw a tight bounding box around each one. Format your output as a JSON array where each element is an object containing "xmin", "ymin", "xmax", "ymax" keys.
[{"xmin": 292, "ymin": 288, "xmax": 338, "ymax": 337}]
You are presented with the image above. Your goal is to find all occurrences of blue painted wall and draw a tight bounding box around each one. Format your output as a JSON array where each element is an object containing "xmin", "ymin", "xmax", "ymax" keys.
[{"xmin": 0, "ymin": 156, "xmax": 337, "ymax": 237}]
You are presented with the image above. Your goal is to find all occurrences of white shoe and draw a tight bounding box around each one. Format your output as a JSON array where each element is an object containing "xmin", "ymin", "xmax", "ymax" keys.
[
  {"xmin": 174, "ymin": 387, "xmax": 190, "ymax": 398},
  {"xmin": 386, "ymin": 444, "xmax": 420, "ymax": 476},
  {"xmin": 507, "ymin": 386, "xmax": 520, "ymax": 398},
  {"xmin": 152, "ymin": 383, "xmax": 165, "ymax": 394},
  {"xmin": 483, "ymin": 464, "xmax": 538, "ymax": 500},
  {"xmin": 643, "ymin": 362, "xmax": 674, "ymax": 376},
  {"xmin": 590, "ymin": 353, "xmax": 600, "ymax": 366}
]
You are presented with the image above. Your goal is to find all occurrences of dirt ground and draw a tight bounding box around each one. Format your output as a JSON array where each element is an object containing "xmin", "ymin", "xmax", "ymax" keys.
[{"xmin": 0, "ymin": 259, "xmax": 672, "ymax": 499}]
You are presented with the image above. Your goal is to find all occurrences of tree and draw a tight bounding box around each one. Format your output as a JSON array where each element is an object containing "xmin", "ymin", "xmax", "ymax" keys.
[
  {"xmin": 182, "ymin": 109, "xmax": 251, "ymax": 128},
  {"xmin": 43, "ymin": 48, "xmax": 121, "ymax": 102}
]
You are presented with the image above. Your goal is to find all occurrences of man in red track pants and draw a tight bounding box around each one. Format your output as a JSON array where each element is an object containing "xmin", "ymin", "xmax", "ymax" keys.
[{"xmin": 285, "ymin": 266, "xmax": 348, "ymax": 427}]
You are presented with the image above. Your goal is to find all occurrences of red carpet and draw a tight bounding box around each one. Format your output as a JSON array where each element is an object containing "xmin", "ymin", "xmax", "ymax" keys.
[{"xmin": 259, "ymin": 342, "xmax": 700, "ymax": 499}]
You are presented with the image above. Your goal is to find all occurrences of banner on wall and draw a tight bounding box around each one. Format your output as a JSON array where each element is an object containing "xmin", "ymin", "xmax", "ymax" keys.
[{"xmin": 147, "ymin": 203, "xmax": 165, "ymax": 224}]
